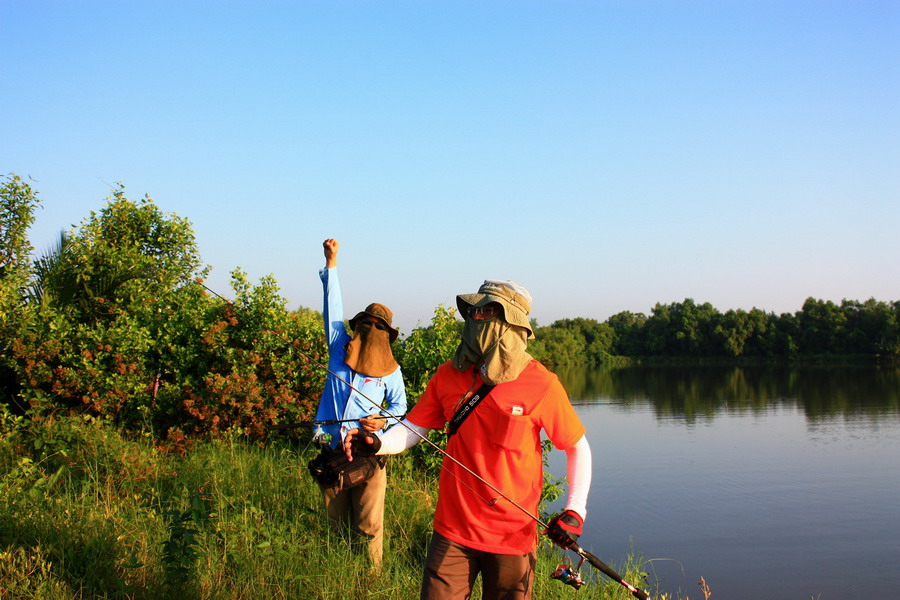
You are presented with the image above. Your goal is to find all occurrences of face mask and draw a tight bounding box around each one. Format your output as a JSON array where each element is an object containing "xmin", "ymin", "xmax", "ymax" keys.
[
  {"xmin": 452, "ymin": 318, "xmax": 532, "ymax": 385},
  {"xmin": 344, "ymin": 320, "xmax": 398, "ymax": 377}
]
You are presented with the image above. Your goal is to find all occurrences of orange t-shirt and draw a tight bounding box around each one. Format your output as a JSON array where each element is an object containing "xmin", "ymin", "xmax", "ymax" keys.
[{"xmin": 407, "ymin": 360, "xmax": 585, "ymax": 555}]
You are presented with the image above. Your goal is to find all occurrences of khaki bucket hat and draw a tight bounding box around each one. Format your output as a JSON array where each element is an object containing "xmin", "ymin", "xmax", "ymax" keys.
[
  {"xmin": 350, "ymin": 302, "xmax": 400, "ymax": 343},
  {"xmin": 456, "ymin": 280, "xmax": 534, "ymax": 339}
]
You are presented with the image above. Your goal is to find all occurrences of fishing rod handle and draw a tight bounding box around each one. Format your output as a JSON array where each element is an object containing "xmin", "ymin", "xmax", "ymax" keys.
[{"xmin": 573, "ymin": 545, "xmax": 649, "ymax": 600}]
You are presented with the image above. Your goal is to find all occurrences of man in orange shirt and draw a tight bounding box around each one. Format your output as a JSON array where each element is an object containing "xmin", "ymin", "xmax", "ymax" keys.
[{"xmin": 345, "ymin": 280, "xmax": 592, "ymax": 600}]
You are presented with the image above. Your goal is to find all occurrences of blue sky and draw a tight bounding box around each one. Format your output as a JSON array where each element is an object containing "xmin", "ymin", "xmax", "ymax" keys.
[{"xmin": 3, "ymin": 1, "xmax": 898, "ymax": 334}]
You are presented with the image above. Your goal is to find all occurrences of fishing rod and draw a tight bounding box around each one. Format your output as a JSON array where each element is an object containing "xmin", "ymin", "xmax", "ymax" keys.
[
  {"xmin": 268, "ymin": 416, "xmax": 406, "ymax": 431},
  {"xmin": 193, "ymin": 279, "xmax": 650, "ymax": 600}
]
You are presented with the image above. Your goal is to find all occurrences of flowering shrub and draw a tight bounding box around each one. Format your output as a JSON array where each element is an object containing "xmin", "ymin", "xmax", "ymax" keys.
[{"xmin": 4, "ymin": 183, "xmax": 324, "ymax": 442}]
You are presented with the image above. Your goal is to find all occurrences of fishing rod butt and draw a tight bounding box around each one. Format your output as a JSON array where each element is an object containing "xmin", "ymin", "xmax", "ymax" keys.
[{"xmin": 573, "ymin": 545, "xmax": 650, "ymax": 600}]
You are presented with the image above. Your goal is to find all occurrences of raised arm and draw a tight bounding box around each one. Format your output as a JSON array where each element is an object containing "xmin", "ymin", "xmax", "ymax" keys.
[
  {"xmin": 323, "ymin": 238, "xmax": 339, "ymax": 269},
  {"xmin": 320, "ymin": 239, "xmax": 346, "ymax": 348}
]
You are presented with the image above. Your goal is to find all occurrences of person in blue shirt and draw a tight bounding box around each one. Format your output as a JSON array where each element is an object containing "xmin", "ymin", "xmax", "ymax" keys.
[{"xmin": 314, "ymin": 238, "xmax": 406, "ymax": 568}]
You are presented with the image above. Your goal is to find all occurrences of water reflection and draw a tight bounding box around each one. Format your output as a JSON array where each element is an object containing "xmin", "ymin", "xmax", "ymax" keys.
[
  {"xmin": 547, "ymin": 363, "xmax": 900, "ymax": 600},
  {"xmin": 551, "ymin": 364, "xmax": 900, "ymax": 423}
]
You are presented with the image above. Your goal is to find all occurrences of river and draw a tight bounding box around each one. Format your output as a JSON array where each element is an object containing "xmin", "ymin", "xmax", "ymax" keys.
[{"xmin": 546, "ymin": 364, "xmax": 900, "ymax": 600}]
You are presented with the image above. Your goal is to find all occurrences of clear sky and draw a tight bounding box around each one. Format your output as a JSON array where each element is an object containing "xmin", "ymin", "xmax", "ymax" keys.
[{"xmin": 3, "ymin": 1, "xmax": 898, "ymax": 335}]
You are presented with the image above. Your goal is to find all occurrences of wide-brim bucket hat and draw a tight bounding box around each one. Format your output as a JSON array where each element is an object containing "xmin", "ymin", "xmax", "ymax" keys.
[
  {"xmin": 350, "ymin": 302, "xmax": 400, "ymax": 343},
  {"xmin": 457, "ymin": 280, "xmax": 534, "ymax": 339}
]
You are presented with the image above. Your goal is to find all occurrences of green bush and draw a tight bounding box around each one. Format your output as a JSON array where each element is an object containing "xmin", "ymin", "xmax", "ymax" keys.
[{"xmin": 4, "ymin": 184, "xmax": 326, "ymax": 442}]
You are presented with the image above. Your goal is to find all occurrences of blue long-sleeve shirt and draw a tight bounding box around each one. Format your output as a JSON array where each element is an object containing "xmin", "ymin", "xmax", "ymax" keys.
[{"xmin": 313, "ymin": 267, "xmax": 407, "ymax": 449}]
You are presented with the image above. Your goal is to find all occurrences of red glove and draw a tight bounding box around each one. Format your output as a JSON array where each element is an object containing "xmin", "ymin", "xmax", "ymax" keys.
[{"xmin": 546, "ymin": 509, "xmax": 583, "ymax": 549}]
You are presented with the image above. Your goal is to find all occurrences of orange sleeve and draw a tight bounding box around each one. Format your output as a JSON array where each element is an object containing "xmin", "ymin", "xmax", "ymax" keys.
[{"xmin": 537, "ymin": 373, "xmax": 585, "ymax": 451}]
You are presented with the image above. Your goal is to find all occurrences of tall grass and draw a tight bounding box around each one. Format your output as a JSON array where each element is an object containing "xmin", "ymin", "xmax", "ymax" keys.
[{"xmin": 0, "ymin": 413, "xmax": 674, "ymax": 599}]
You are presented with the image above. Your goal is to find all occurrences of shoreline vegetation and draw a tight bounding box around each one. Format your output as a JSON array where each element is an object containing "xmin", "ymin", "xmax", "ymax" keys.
[
  {"xmin": 2, "ymin": 175, "xmax": 895, "ymax": 598},
  {"xmin": 0, "ymin": 412, "xmax": 661, "ymax": 600}
]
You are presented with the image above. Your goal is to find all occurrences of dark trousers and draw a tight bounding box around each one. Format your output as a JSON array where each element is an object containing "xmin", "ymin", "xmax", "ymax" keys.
[{"xmin": 421, "ymin": 531, "xmax": 536, "ymax": 600}]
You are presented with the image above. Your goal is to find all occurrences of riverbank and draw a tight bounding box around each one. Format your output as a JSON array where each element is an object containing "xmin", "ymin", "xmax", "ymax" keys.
[{"xmin": 0, "ymin": 414, "xmax": 672, "ymax": 600}]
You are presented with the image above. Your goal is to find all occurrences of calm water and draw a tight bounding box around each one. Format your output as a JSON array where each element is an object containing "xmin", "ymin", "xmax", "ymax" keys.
[{"xmin": 546, "ymin": 364, "xmax": 900, "ymax": 600}]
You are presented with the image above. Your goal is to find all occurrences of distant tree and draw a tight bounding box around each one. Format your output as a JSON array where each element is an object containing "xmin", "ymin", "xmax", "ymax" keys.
[
  {"xmin": 535, "ymin": 317, "xmax": 614, "ymax": 363},
  {"xmin": 772, "ymin": 312, "xmax": 801, "ymax": 357},
  {"xmin": 675, "ymin": 299, "xmax": 720, "ymax": 356},
  {"xmin": 739, "ymin": 308, "xmax": 777, "ymax": 357},
  {"xmin": 714, "ymin": 308, "xmax": 767, "ymax": 357},
  {"xmin": 607, "ymin": 310, "xmax": 647, "ymax": 356},
  {"xmin": 641, "ymin": 302, "xmax": 672, "ymax": 355},
  {"xmin": 529, "ymin": 326, "xmax": 583, "ymax": 365},
  {"xmin": 840, "ymin": 298, "xmax": 900, "ymax": 357},
  {"xmin": 641, "ymin": 299, "xmax": 721, "ymax": 356},
  {"xmin": 889, "ymin": 301, "xmax": 900, "ymax": 358},
  {"xmin": 797, "ymin": 297, "xmax": 847, "ymax": 354}
]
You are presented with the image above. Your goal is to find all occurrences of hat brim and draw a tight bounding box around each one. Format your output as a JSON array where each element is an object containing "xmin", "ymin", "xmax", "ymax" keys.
[
  {"xmin": 350, "ymin": 311, "xmax": 400, "ymax": 343},
  {"xmin": 457, "ymin": 293, "xmax": 534, "ymax": 339}
]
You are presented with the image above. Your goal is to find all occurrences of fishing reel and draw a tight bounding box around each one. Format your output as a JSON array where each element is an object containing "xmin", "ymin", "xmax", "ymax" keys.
[
  {"xmin": 550, "ymin": 556, "xmax": 585, "ymax": 590},
  {"xmin": 312, "ymin": 431, "xmax": 333, "ymax": 448}
]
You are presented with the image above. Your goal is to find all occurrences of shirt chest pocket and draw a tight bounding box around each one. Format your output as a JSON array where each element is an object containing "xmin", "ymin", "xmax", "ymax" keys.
[
  {"xmin": 351, "ymin": 377, "xmax": 386, "ymax": 406},
  {"xmin": 486, "ymin": 398, "xmax": 535, "ymax": 451}
]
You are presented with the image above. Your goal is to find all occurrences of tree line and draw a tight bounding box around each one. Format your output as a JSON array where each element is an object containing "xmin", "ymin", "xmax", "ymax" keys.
[
  {"xmin": 2, "ymin": 174, "xmax": 896, "ymax": 447},
  {"xmin": 528, "ymin": 296, "xmax": 900, "ymax": 364}
]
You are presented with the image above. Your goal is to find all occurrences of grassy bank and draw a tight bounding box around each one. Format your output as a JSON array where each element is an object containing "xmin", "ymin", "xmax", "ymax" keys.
[{"xmin": 0, "ymin": 413, "xmax": 677, "ymax": 600}]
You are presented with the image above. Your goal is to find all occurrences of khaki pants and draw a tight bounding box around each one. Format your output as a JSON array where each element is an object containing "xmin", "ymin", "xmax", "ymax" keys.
[
  {"xmin": 420, "ymin": 531, "xmax": 536, "ymax": 600},
  {"xmin": 321, "ymin": 463, "xmax": 386, "ymax": 567}
]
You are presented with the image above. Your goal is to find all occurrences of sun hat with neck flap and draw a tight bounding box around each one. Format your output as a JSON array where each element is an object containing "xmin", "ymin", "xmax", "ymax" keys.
[
  {"xmin": 349, "ymin": 302, "xmax": 400, "ymax": 343},
  {"xmin": 456, "ymin": 280, "xmax": 534, "ymax": 339}
]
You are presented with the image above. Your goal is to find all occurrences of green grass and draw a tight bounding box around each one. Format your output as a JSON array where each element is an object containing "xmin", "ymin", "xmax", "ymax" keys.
[{"xmin": 0, "ymin": 414, "xmax": 677, "ymax": 599}]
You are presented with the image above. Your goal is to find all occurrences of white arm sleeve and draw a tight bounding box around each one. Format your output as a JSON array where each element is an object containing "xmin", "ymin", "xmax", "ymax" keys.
[
  {"xmin": 564, "ymin": 435, "xmax": 592, "ymax": 519},
  {"xmin": 377, "ymin": 419, "xmax": 430, "ymax": 455}
]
